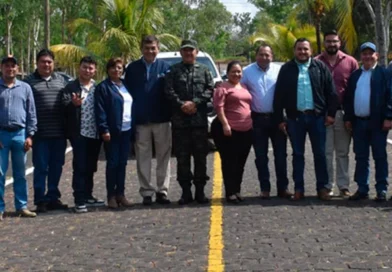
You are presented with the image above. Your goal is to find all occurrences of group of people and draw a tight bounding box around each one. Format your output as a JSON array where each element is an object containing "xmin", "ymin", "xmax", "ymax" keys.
[
  {"xmin": 0, "ymin": 31, "xmax": 391, "ymax": 220},
  {"xmin": 213, "ymin": 30, "xmax": 391, "ymax": 204}
]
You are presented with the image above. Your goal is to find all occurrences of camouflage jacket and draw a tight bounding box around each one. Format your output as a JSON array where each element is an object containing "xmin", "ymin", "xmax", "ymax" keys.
[{"xmin": 165, "ymin": 62, "xmax": 214, "ymax": 128}]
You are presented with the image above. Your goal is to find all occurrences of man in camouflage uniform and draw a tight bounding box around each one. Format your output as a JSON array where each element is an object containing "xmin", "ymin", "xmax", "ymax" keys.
[{"xmin": 165, "ymin": 40, "xmax": 214, "ymax": 205}]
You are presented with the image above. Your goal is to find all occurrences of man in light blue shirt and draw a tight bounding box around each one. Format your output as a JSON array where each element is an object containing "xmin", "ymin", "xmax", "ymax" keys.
[
  {"xmin": 241, "ymin": 44, "xmax": 291, "ymax": 199},
  {"xmin": 344, "ymin": 42, "xmax": 392, "ymax": 202},
  {"xmin": 0, "ymin": 56, "xmax": 37, "ymax": 220},
  {"xmin": 274, "ymin": 38, "xmax": 337, "ymax": 201},
  {"xmin": 296, "ymin": 58, "xmax": 314, "ymax": 111}
]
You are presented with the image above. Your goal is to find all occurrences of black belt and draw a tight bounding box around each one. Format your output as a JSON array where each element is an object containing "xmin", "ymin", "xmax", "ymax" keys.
[
  {"xmin": 0, "ymin": 126, "xmax": 23, "ymax": 132},
  {"xmin": 251, "ymin": 112, "xmax": 273, "ymax": 118},
  {"xmin": 297, "ymin": 110, "xmax": 315, "ymax": 115},
  {"xmin": 355, "ymin": 116, "xmax": 370, "ymax": 120}
]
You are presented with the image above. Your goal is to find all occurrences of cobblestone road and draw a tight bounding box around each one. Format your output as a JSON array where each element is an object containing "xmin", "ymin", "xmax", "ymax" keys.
[{"xmin": 1, "ymin": 140, "xmax": 392, "ymax": 272}]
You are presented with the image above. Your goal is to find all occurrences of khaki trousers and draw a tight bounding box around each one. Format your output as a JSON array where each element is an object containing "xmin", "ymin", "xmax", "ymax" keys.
[
  {"xmin": 325, "ymin": 110, "xmax": 351, "ymax": 190},
  {"xmin": 135, "ymin": 122, "xmax": 171, "ymax": 197}
]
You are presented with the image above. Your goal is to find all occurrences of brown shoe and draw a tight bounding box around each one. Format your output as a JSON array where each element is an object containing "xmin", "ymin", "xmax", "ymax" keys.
[
  {"xmin": 277, "ymin": 190, "xmax": 293, "ymax": 199},
  {"xmin": 0, "ymin": 212, "xmax": 3, "ymax": 221},
  {"xmin": 116, "ymin": 196, "xmax": 133, "ymax": 207},
  {"xmin": 339, "ymin": 189, "xmax": 351, "ymax": 197},
  {"xmin": 107, "ymin": 197, "xmax": 118, "ymax": 209},
  {"xmin": 260, "ymin": 191, "xmax": 270, "ymax": 200},
  {"xmin": 292, "ymin": 191, "xmax": 305, "ymax": 201},
  {"xmin": 17, "ymin": 209, "xmax": 37, "ymax": 218},
  {"xmin": 318, "ymin": 188, "xmax": 332, "ymax": 201}
]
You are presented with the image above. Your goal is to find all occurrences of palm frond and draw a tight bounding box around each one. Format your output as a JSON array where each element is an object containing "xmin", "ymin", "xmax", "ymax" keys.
[
  {"xmin": 334, "ymin": 0, "xmax": 357, "ymax": 54},
  {"xmin": 50, "ymin": 44, "xmax": 95, "ymax": 68},
  {"xmin": 156, "ymin": 34, "xmax": 181, "ymax": 51}
]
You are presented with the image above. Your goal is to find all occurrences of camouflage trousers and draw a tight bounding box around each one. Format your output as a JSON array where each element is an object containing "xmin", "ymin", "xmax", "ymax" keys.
[{"xmin": 172, "ymin": 127, "xmax": 210, "ymax": 188}]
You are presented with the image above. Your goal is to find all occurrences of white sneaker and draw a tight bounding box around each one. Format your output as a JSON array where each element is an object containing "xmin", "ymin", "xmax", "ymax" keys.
[{"xmin": 74, "ymin": 204, "xmax": 88, "ymax": 213}]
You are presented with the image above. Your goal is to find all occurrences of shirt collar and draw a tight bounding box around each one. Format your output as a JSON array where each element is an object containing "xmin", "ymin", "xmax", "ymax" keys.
[
  {"xmin": 295, "ymin": 58, "xmax": 311, "ymax": 68},
  {"xmin": 255, "ymin": 62, "xmax": 270, "ymax": 72},
  {"xmin": 0, "ymin": 78, "xmax": 20, "ymax": 87},
  {"xmin": 361, "ymin": 62, "xmax": 377, "ymax": 71},
  {"xmin": 142, "ymin": 57, "xmax": 156, "ymax": 67},
  {"xmin": 79, "ymin": 79, "xmax": 96, "ymax": 88}
]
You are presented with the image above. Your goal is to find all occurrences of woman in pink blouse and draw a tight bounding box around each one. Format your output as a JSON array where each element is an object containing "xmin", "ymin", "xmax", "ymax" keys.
[{"xmin": 211, "ymin": 61, "xmax": 252, "ymax": 203}]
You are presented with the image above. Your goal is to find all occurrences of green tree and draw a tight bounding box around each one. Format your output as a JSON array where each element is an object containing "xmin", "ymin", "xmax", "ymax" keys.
[
  {"xmin": 51, "ymin": 0, "xmax": 180, "ymax": 76},
  {"xmin": 251, "ymin": 19, "xmax": 317, "ymax": 61},
  {"xmin": 249, "ymin": 0, "xmax": 299, "ymax": 24},
  {"xmin": 362, "ymin": 0, "xmax": 392, "ymax": 66}
]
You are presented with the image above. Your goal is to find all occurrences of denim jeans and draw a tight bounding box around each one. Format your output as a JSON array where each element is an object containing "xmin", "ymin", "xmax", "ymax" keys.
[
  {"xmin": 103, "ymin": 130, "xmax": 132, "ymax": 200},
  {"xmin": 252, "ymin": 113, "xmax": 288, "ymax": 192},
  {"xmin": 287, "ymin": 114, "xmax": 329, "ymax": 192},
  {"xmin": 0, "ymin": 129, "xmax": 28, "ymax": 212},
  {"xmin": 32, "ymin": 137, "xmax": 66, "ymax": 205},
  {"xmin": 352, "ymin": 119, "xmax": 388, "ymax": 194}
]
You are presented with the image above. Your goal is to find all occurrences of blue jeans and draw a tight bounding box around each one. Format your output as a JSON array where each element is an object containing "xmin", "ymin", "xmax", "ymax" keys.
[
  {"xmin": 32, "ymin": 137, "xmax": 66, "ymax": 205},
  {"xmin": 287, "ymin": 114, "xmax": 328, "ymax": 192},
  {"xmin": 103, "ymin": 130, "xmax": 132, "ymax": 199},
  {"xmin": 352, "ymin": 119, "xmax": 388, "ymax": 194},
  {"xmin": 252, "ymin": 114, "xmax": 288, "ymax": 192},
  {"xmin": 0, "ymin": 129, "xmax": 28, "ymax": 212}
]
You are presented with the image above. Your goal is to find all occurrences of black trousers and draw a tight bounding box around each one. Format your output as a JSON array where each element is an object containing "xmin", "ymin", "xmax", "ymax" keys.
[
  {"xmin": 85, "ymin": 137, "xmax": 102, "ymax": 198},
  {"xmin": 172, "ymin": 127, "xmax": 209, "ymax": 189},
  {"xmin": 211, "ymin": 119, "xmax": 252, "ymax": 198}
]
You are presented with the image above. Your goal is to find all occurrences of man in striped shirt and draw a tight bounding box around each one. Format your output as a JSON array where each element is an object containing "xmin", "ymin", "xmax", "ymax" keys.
[{"xmin": 25, "ymin": 49, "xmax": 68, "ymax": 213}]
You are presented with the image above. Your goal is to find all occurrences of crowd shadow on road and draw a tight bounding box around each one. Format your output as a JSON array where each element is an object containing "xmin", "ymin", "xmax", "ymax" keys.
[
  {"xmin": 4, "ymin": 196, "xmax": 390, "ymax": 219},
  {"xmin": 219, "ymin": 195, "xmax": 392, "ymax": 210}
]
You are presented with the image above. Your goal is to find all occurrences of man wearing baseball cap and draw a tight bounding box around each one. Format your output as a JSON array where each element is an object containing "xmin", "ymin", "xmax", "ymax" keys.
[
  {"xmin": 344, "ymin": 42, "xmax": 392, "ymax": 201},
  {"xmin": 165, "ymin": 39, "xmax": 214, "ymax": 204},
  {"xmin": 0, "ymin": 55, "xmax": 37, "ymax": 220}
]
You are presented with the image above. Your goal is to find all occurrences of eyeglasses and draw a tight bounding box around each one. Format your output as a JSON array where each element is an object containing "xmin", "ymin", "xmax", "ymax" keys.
[{"xmin": 325, "ymin": 40, "xmax": 340, "ymax": 44}]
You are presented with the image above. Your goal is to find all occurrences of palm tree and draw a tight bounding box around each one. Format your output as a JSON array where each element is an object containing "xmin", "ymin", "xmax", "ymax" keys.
[
  {"xmin": 51, "ymin": 0, "xmax": 180, "ymax": 77},
  {"xmin": 250, "ymin": 19, "xmax": 317, "ymax": 61},
  {"xmin": 295, "ymin": 0, "xmax": 357, "ymax": 54}
]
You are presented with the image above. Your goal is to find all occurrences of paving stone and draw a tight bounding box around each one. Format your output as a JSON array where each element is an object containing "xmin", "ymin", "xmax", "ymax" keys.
[{"xmin": 1, "ymin": 141, "xmax": 392, "ymax": 271}]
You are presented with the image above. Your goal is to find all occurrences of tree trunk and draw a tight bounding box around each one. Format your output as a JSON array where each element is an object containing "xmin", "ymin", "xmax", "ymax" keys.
[
  {"xmin": 374, "ymin": 1, "xmax": 388, "ymax": 66},
  {"xmin": 315, "ymin": 20, "xmax": 322, "ymax": 55},
  {"xmin": 6, "ymin": 19, "xmax": 12, "ymax": 55},
  {"xmin": 61, "ymin": 7, "xmax": 66, "ymax": 43},
  {"xmin": 363, "ymin": 0, "xmax": 391, "ymax": 66},
  {"xmin": 92, "ymin": 0, "xmax": 98, "ymax": 24},
  {"xmin": 44, "ymin": 0, "xmax": 50, "ymax": 48},
  {"xmin": 27, "ymin": 21, "xmax": 31, "ymax": 74},
  {"xmin": 33, "ymin": 19, "xmax": 41, "ymax": 69},
  {"xmin": 20, "ymin": 39, "xmax": 24, "ymax": 79}
]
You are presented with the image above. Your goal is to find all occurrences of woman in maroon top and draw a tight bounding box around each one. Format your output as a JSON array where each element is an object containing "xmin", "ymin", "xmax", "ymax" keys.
[{"xmin": 211, "ymin": 61, "xmax": 252, "ymax": 203}]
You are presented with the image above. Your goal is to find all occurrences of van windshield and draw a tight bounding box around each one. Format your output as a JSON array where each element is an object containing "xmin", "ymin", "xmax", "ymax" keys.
[{"xmin": 159, "ymin": 57, "xmax": 218, "ymax": 78}]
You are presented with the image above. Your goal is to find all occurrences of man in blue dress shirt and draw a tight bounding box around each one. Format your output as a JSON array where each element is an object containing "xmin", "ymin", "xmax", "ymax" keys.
[
  {"xmin": 241, "ymin": 44, "xmax": 291, "ymax": 199},
  {"xmin": 0, "ymin": 56, "xmax": 37, "ymax": 220},
  {"xmin": 344, "ymin": 42, "xmax": 392, "ymax": 201}
]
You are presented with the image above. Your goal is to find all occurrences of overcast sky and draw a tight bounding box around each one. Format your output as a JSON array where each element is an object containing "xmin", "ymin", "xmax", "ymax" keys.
[{"xmin": 219, "ymin": 0, "xmax": 258, "ymax": 18}]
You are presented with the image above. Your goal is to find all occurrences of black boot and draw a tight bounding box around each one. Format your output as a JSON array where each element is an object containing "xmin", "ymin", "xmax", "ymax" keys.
[
  {"xmin": 178, "ymin": 187, "xmax": 193, "ymax": 205},
  {"xmin": 195, "ymin": 185, "xmax": 209, "ymax": 204}
]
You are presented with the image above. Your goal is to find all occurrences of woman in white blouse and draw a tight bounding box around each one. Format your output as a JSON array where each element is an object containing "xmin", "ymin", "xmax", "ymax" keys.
[{"xmin": 94, "ymin": 58, "xmax": 134, "ymax": 209}]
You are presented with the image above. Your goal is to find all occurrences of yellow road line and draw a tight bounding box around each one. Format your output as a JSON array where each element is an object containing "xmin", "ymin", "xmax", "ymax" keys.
[{"xmin": 207, "ymin": 153, "xmax": 224, "ymax": 272}]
